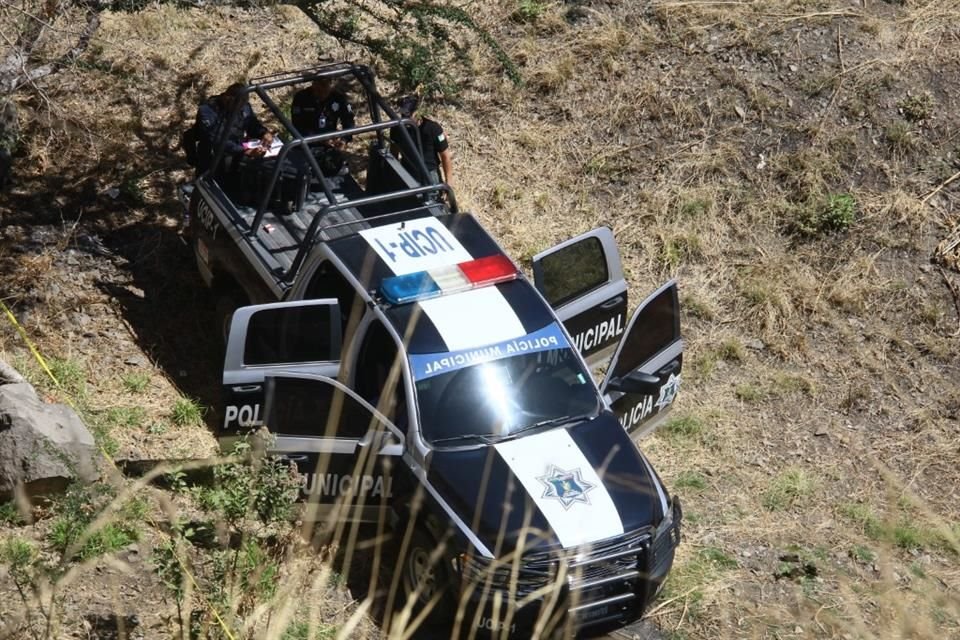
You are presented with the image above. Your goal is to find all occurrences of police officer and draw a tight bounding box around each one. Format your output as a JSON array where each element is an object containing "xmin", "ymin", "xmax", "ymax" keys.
[
  {"xmin": 194, "ymin": 83, "xmax": 273, "ymax": 175},
  {"xmin": 291, "ymin": 77, "xmax": 355, "ymax": 140},
  {"xmin": 394, "ymin": 95, "xmax": 453, "ymax": 186}
]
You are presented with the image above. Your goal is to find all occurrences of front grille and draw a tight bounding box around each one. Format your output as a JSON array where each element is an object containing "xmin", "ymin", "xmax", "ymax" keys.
[
  {"xmin": 567, "ymin": 528, "xmax": 650, "ymax": 588},
  {"xmin": 461, "ymin": 529, "xmax": 650, "ymax": 599},
  {"xmin": 461, "ymin": 553, "xmax": 557, "ymax": 599},
  {"xmin": 460, "ymin": 522, "xmax": 677, "ymax": 632}
]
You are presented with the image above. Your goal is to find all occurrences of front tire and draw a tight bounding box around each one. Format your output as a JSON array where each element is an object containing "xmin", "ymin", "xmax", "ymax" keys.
[{"xmin": 397, "ymin": 525, "xmax": 457, "ymax": 631}]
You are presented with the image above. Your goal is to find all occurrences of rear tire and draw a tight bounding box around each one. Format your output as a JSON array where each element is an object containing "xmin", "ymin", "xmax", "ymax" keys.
[{"xmin": 214, "ymin": 290, "xmax": 243, "ymax": 346}]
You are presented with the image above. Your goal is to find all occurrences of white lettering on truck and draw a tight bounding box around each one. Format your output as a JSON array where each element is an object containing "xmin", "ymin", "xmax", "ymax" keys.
[
  {"xmin": 573, "ymin": 314, "xmax": 624, "ymax": 353},
  {"xmin": 619, "ymin": 395, "xmax": 654, "ymax": 429},
  {"xmin": 359, "ymin": 217, "xmax": 472, "ymax": 274},
  {"xmin": 301, "ymin": 473, "xmax": 392, "ymax": 498},
  {"xmin": 224, "ymin": 404, "xmax": 262, "ymax": 429}
]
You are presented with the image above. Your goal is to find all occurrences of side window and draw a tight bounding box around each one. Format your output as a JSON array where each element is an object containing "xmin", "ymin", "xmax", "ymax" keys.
[
  {"xmin": 265, "ymin": 376, "xmax": 378, "ymax": 439},
  {"xmin": 304, "ymin": 262, "xmax": 361, "ymax": 332},
  {"xmin": 610, "ymin": 284, "xmax": 680, "ymax": 380},
  {"xmin": 354, "ymin": 321, "xmax": 408, "ymax": 430},
  {"xmin": 538, "ymin": 237, "xmax": 608, "ymax": 307},
  {"xmin": 243, "ymin": 304, "xmax": 339, "ymax": 365}
]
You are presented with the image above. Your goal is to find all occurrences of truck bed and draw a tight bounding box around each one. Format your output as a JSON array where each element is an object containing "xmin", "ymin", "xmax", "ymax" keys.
[{"xmin": 234, "ymin": 175, "xmax": 369, "ymax": 277}]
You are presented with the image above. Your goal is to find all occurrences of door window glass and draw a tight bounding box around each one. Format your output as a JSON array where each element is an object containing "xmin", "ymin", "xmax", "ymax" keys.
[
  {"xmin": 304, "ymin": 261, "xmax": 361, "ymax": 334},
  {"xmin": 265, "ymin": 377, "xmax": 379, "ymax": 439},
  {"xmin": 611, "ymin": 287, "xmax": 679, "ymax": 379},
  {"xmin": 244, "ymin": 305, "xmax": 339, "ymax": 365},
  {"xmin": 539, "ymin": 237, "xmax": 608, "ymax": 307},
  {"xmin": 354, "ymin": 321, "xmax": 408, "ymax": 430}
]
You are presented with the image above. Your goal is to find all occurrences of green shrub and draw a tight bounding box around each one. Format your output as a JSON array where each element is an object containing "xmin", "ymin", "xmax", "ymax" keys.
[
  {"xmin": 301, "ymin": 1, "xmax": 520, "ymax": 97},
  {"xmin": 788, "ymin": 193, "xmax": 856, "ymax": 237},
  {"xmin": 47, "ymin": 483, "xmax": 146, "ymax": 560},
  {"xmin": 121, "ymin": 372, "xmax": 150, "ymax": 394},
  {"xmin": 762, "ymin": 468, "xmax": 817, "ymax": 511},
  {"xmin": 820, "ymin": 194, "xmax": 856, "ymax": 232},
  {"xmin": 198, "ymin": 439, "xmax": 300, "ymax": 527},
  {"xmin": 171, "ymin": 397, "xmax": 205, "ymax": 427},
  {"xmin": 674, "ymin": 470, "xmax": 707, "ymax": 491},
  {"xmin": 281, "ymin": 621, "xmax": 338, "ymax": 640},
  {"xmin": 898, "ymin": 93, "xmax": 934, "ymax": 122},
  {"xmin": 0, "ymin": 501, "xmax": 24, "ymax": 526},
  {"xmin": 0, "ymin": 537, "xmax": 38, "ymax": 582},
  {"xmin": 47, "ymin": 357, "xmax": 87, "ymax": 399},
  {"xmin": 512, "ymin": 0, "xmax": 547, "ymax": 22},
  {"xmin": 660, "ymin": 415, "xmax": 704, "ymax": 443},
  {"xmin": 151, "ymin": 538, "xmax": 185, "ymax": 600}
]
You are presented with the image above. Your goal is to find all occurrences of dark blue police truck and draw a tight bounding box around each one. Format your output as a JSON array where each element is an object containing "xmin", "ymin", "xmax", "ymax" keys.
[{"xmin": 183, "ymin": 61, "xmax": 683, "ymax": 638}]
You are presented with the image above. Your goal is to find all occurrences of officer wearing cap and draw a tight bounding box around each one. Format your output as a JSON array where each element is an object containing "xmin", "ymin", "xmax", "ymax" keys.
[{"xmin": 394, "ymin": 95, "xmax": 453, "ymax": 186}]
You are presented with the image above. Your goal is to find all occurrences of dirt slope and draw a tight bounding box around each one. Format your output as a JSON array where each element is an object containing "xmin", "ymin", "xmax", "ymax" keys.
[{"xmin": 1, "ymin": 1, "xmax": 959, "ymax": 638}]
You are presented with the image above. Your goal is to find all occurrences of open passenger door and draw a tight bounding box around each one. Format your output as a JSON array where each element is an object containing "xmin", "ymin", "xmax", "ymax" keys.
[
  {"xmin": 262, "ymin": 374, "xmax": 403, "ymax": 521},
  {"xmin": 600, "ymin": 281, "xmax": 683, "ymax": 438},
  {"xmin": 532, "ymin": 227, "xmax": 628, "ymax": 368},
  {"xmin": 221, "ymin": 299, "xmax": 342, "ymax": 438}
]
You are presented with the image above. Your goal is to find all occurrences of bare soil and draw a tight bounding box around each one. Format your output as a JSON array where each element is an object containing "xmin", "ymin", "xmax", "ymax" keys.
[{"xmin": 1, "ymin": 1, "xmax": 959, "ymax": 639}]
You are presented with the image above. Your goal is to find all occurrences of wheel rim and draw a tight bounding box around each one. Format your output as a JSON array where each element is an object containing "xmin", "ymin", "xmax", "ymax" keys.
[{"xmin": 405, "ymin": 546, "xmax": 437, "ymax": 605}]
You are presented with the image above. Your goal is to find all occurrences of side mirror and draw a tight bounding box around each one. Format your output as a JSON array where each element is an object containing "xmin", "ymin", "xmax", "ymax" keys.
[
  {"xmin": 359, "ymin": 428, "xmax": 403, "ymax": 453},
  {"xmin": 607, "ymin": 370, "xmax": 661, "ymax": 395}
]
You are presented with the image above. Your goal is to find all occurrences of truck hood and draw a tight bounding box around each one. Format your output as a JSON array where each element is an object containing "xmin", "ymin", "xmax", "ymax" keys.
[{"xmin": 425, "ymin": 412, "xmax": 667, "ymax": 555}]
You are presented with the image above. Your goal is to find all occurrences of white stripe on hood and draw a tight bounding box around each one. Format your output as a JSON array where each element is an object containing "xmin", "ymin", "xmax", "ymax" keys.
[{"xmin": 494, "ymin": 428, "xmax": 624, "ymax": 548}]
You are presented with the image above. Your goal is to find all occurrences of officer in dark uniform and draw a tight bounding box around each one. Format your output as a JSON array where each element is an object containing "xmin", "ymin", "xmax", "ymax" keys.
[
  {"xmin": 291, "ymin": 77, "xmax": 355, "ymax": 176},
  {"xmin": 195, "ymin": 83, "xmax": 273, "ymax": 176},
  {"xmin": 394, "ymin": 95, "xmax": 453, "ymax": 186},
  {"xmin": 291, "ymin": 77, "xmax": 355, "ymax": 139}
]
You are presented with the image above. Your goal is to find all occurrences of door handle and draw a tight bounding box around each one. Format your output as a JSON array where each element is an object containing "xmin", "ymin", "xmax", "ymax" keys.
[
  {"xmin": 278, "ymin": 454, "xmax": 309, "ymax": 463},
  {"xmin": 658, "ymin": 359, "xmax": 680, "ymax": 376},
  {"xmin": 232, "ymin": 385, "xmax": 262, "ymax": 393},
  {"xmin": 599, "ymin": 295, "xmax": 625, "ymax": 310}
]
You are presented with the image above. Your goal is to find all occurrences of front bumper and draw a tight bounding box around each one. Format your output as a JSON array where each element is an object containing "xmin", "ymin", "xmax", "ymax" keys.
[{"xmin": 460, "ymin": 498, "xmax": 682, "ymax": 638}]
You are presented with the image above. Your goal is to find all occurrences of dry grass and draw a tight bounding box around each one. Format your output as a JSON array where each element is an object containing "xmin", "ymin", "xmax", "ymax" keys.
[{"xmin": 1, "ymin": 0, "xmax": 959, "ymax": 638}]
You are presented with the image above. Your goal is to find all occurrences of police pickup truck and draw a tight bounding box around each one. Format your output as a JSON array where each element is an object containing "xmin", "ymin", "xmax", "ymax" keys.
[{"xmin": 183, "ymin": 62, "xmax": 684, "ymax": 638}]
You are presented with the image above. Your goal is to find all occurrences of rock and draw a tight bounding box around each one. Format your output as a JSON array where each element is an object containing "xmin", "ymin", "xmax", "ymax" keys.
[
  {"xmin": 123, "ymin": 354, "xmax": 148, "ymax": 367},
  {"xmin": 0, "ymin": 360, "xmax": 25, "ymax": 385},
  {"xmin": 0, "ymin": 365, "xmax": 100, "ymax": 499},
  {"xmin": 745, "ymin": 338, "xmax": 766, "ymax": 351}
]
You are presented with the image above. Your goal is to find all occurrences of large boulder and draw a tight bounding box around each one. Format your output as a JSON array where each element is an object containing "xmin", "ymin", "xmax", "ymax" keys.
[{"xmin": 0, "ymin": 361, "xmax": 100, "ymax": 500}]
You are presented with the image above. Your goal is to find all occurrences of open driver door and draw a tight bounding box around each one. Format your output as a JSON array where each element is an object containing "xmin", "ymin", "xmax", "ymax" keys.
[{"xmin": 599, "ymin": 281, "xmax": 683, "ymax": 438}]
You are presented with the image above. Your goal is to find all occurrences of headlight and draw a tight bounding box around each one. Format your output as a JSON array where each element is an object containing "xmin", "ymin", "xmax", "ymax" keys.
[{"xmin": 655, "ymin": 499, "xmax": 675, "ymax": 540}]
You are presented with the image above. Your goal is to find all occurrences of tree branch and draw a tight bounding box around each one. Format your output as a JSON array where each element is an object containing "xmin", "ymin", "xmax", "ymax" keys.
[{"xmin": 0, "ymin": 0, "xmax": 101, "ymax": 95}]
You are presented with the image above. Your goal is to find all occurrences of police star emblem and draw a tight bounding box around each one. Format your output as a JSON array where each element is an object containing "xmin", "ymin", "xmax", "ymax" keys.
[
  {"xmin": 654, "ymin": 372, "xmax": 681, "ymax": 411},
  {"xmin": 537, "ymin": 465, "xmax": 596, "ymax": 510}
]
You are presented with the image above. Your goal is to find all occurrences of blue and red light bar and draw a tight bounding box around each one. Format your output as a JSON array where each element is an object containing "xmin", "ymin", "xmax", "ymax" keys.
[{"xmin": 381, "ymin": 255, "xmax": 518, "ymax": 304}]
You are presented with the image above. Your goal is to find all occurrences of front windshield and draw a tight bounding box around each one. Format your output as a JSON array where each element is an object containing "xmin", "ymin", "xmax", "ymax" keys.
[{"xmin": 410, "ymin": 324, "xmax": 600, "ymax": 445}]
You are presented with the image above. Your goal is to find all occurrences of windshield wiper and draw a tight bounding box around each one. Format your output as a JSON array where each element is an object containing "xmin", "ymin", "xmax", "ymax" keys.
[
  {"xmin": 430, "ymin": 414, "xmax": 594, "ymax": 447},
  {"xmin": 496, "ymin": 413, "xmax": 593, "ymax": 442},
  {"xmin": 429, "ymin": 433, "xmax": 500, "ymax": 446}
]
